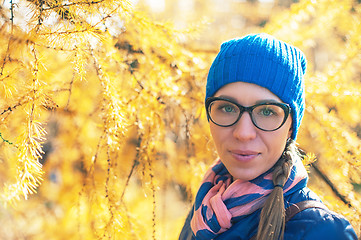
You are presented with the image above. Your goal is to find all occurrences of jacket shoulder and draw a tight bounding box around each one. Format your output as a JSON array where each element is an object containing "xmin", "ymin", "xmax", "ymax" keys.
[
  {"xmin": 284, "ymin": 188, "xmax": 358, "ymax": 240},
  {"xmin": 285, "ymin": 206, "xmax": 358, "ymax": 240}
]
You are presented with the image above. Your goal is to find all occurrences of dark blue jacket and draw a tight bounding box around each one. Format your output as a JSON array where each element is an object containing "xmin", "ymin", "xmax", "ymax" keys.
[{"xmin": 179, "ymin": 187, "xmax": 358, "ymax": 240}]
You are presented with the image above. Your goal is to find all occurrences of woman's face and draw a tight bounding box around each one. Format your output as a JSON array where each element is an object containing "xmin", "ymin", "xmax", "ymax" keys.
[{"xmin": 209, "ymin": 82, "xmax": 292, "ymax": 181}]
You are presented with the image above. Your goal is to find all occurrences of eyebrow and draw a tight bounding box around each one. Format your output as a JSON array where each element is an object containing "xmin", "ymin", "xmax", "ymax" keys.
[{"xmin": 217, "ymin": 95, "xmax": 282, "ymax": 105}]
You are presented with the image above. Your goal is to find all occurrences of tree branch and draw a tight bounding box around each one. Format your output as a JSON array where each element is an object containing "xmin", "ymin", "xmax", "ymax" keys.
[
  {"xmin": 311, "ymin": 162, "xmax": 353, "ymax": 208},
  {"xmin": 42, "ymin": 0, "xmax": 105, "ymax": 11},
  {"xmin": 0, "ymin": 132, "xmax": 13, "ymax": 145}
]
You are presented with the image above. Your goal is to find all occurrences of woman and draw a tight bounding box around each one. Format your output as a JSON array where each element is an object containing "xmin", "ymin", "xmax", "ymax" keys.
[{"xmin": 179, "ymin": 34, "xmax": 357, "ymax": 240}]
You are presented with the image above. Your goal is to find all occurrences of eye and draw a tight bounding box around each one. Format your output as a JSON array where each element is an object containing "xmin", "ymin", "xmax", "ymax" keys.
[
  {"xmin": 209, "ymin": 100, "xmax": 239, "ymax": 116},
  {"xmin": 261, "ymin": 107, "xmax": 273, "ymax": 116},
  {"xmin": 257, "ymin": 106, "xmax": 278, "ymax": 117},
  {"xmin": 219, "ymin": 104, "xmax": 236, "ymax": 113}
]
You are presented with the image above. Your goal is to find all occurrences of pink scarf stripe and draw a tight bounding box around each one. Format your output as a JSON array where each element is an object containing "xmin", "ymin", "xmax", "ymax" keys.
[{"xmin": 191, "ymin": 158, "xmax": 308, "ymax": 239}]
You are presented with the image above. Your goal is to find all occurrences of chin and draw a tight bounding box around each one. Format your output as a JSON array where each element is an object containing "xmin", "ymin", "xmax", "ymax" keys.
[{"xmin": 229, "ymin": 170, "xmax": 259, "ymax": 181}]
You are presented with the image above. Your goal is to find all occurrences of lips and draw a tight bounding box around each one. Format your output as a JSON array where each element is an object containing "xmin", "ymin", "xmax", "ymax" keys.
[{"xmin": 229, "ymin": 149, "xmax": 260, "ymax": 162}]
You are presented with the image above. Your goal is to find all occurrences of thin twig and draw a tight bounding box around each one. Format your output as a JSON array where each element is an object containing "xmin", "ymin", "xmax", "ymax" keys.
[
  {"xmin": 104, "ymin": 146, "xmax": 114, "ymax": 239},
  {"xmin": 40, "ymin": 1, "xmax": 125, "ymax": 36},
  {"xmin": 311, "ymin": 162, "xmax": 353, "ymax": 208},
  {"xmin": 65, "ymin": 65, "xmax": 76, "ymax": 110},
  {"xmin": 120, "ymin": 133, "xmax": 142, "ymax": 201},
  {"xmin": 0, "ymin": 34, "xmax": 12, "ymax": 76},
  {"xmin": 43, "ymin": 0, "xmax": 104, "ymax": 11},
  {"xmin": 120, "ymin": 159, "xmax": 140, "ymax": 201},
  {"xmin": 0, "ymin": 132, "xmax": 13, "ymax": 145},
  {"xmin": 9, "ymin": 0, "xmax": 15, "ymax": 30}
]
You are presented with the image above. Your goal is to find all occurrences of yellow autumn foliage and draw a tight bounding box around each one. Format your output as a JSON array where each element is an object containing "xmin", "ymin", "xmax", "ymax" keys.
[{"xmin": 0, "ymin": 0, "xmax": 360, "ymax": 239}]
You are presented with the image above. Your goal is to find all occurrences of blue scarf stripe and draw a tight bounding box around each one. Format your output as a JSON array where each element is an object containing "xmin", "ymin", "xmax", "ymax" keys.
[
  {"xmin": 231, "ymin": 208, "xmax": 262, "ymax": 223},
  {"xmin": 250, "ymin": 179, "xmax": 274, "ymax": 190},
  {"xmin": 284, "ymin": 178, "xmax": 308, "ymax": 196},
  {"xmin": 224, "ymin": 193, "xmax": 263, "ymax": 209},
  {"xmin": 195, "ymin": 182, "xmax": 214, "ymax": 210},
  {"xmin": 195, "ymin": 229, "xmax": 217, "ymax": 239},
  {"xmin": 212, "ymin": 162, "xmax": 228, "ymax": 175},
  {"xmin": 283, "ymin": 168, "xmax": 297, "ymax": 189},
  {"xmin": 201, "ymin": 205, "xmax": 221, "ymax": 233},
  {"xmin": 249, "ymin": 168, "xmax": 274, "ymax": 187}
]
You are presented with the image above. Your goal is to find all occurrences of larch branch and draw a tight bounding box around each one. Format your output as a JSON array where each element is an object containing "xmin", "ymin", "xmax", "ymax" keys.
[{"xmin": 311, "ymin": 162, "xmax": 353, "ymax": 208}]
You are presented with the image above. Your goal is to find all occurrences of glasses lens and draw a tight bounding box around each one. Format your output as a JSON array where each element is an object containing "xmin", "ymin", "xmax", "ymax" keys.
[
  {"xmin": 252, "ymin": 104, "xmax": 286, "ymax": 131},
  {"xmin": 208, "ymin": 100, "xmax": 240, "ymax": 126}
]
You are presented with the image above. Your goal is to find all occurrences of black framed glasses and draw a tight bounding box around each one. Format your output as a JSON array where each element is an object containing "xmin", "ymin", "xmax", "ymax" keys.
[{"xmin": 205, "ymin": 97, "xmax": 291, "ymax": 131}]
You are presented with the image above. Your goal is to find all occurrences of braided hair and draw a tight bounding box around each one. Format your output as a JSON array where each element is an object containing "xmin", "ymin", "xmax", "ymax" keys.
[{"xmin": 256, "ymin": 140, "xmax": 301, "ymax": 240}]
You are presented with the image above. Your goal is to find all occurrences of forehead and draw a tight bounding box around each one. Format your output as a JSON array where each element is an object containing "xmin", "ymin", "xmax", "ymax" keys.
[{"xmin": 213, "ymin": 82, "xmax": 282, "ymax": 104}]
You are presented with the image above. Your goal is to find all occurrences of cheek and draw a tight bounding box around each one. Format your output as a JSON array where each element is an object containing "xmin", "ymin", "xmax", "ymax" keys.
[
  {"xmin": 285, "ymin": 117, "xmax": 293, "ymax": 139},
  {"xmin": 273, "ymin": 115, "xmax": 292, "ymax": 139},
  {"xmin": 264, "ymin": 118, "xmax": 292, "ymax": 154},
  {"xmin": 209, "ymin": 123, "xmax": 220, "ymax": 144},
  {"xmin": 209, "ymin": 123, "xmax": 227, "ymax": 148}
]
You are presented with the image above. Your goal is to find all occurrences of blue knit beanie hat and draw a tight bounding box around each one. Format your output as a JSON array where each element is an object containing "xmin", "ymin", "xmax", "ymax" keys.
[{"xmin": 206, "ymin": 33, "xmax": 307, "ymax": 140}]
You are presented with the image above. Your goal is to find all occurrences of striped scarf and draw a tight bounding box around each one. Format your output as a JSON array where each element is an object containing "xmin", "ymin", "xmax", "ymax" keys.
[{"xmin": 190, "ymin": 158, "xmax": 308, "ymax": 239}]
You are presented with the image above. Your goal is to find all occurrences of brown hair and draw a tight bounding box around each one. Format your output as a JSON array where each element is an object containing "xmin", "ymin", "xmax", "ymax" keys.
[{"xmin": 256, "ymin": 140, "xmax": 300, "ymax": 240}]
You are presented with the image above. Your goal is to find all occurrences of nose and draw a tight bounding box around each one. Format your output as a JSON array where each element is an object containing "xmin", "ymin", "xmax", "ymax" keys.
[{"xmin": 232, "ymin": 112, "xmax": 257, "ymax": 141}]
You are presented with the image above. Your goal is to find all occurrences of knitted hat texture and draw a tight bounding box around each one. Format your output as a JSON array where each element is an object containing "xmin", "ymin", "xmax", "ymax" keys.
[{"xmin": 206, "ymin": 33, "xmax": 307, "ymax": 140}]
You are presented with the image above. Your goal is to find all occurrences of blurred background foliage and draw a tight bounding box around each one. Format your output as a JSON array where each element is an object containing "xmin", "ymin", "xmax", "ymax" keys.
[{"xmin": 0, "ymin": 0, "xmax": 360, "ymax": 239}]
